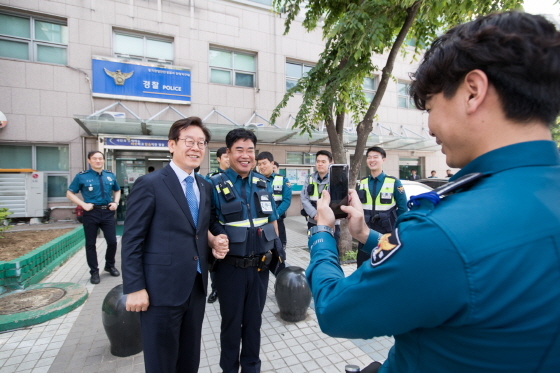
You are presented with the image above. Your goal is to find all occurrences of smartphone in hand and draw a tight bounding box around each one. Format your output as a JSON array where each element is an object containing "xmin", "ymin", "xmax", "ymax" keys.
[{"xmin": 328, "ymin": 164, "xmax": 349, "ymax": 219}]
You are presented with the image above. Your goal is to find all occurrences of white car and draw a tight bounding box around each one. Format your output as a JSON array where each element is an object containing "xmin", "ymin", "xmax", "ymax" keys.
[{"xmin": 401, "ymin": 180, "xmax": 433, "ymax": 197}]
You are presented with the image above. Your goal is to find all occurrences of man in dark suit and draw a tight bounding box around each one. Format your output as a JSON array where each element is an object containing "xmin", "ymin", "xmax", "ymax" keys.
[
  {"xmin": 407, "ymin": 169, "xmax": 420, "ymax": 180},
  {"xmin": 122, "ymin": 117, "xmax": 228, "ymax": 373}
]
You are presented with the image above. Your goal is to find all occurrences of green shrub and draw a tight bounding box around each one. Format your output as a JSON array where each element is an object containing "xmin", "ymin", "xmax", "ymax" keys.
[
  {"xmin": 0, "ymin": 207, "xmax": 12, "ymax": 238},
  {"xmin": 341, "ymin": 248, "xmax": 357, "ymax": 262}
]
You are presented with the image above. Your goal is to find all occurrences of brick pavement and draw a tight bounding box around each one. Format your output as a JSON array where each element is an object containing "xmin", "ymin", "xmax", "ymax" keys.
[{"xmin": 0, "ymin": 217, "xmax": 393, "ymax": 373}]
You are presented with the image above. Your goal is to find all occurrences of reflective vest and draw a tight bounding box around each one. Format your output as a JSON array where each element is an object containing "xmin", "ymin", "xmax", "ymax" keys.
[
  {"xmin": 210, "ymin": 172, "xmax": 277, "ymax": 256},
  {"xmin": 358, "ymin": 176, "xmax": 398, "ymax": 234},
  {"xmin": 272, "ymin": 175, "xmax": 284, "ymax": 203},
  {"xmin": 307, "ymin": 176, "xmax": 328, "ymax": 206}
]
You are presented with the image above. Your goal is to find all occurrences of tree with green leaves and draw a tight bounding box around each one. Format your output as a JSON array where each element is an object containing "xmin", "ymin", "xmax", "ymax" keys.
[{"xmin": 271, "ymin": 0, "xmax": 523, "ymax": 255}]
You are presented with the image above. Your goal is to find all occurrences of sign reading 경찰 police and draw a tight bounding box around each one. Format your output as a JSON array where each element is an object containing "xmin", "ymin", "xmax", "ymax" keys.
[{"xmin": 92, "ymin": 56, "xmax": 191, "ymax": 104}]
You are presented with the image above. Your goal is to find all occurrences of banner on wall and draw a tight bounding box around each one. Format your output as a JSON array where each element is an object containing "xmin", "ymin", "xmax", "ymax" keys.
[{"xmin": 92, "ymin": 56, "xmax": 191, "ymax": 104}]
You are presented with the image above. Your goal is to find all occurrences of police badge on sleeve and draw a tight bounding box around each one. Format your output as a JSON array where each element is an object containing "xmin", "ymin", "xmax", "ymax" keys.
[{"xmin": 371, "ymin": 229, "xmax": 402, "ymax": 267}]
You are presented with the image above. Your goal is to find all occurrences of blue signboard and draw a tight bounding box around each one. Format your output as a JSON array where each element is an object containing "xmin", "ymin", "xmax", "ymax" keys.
[
  {"xmin": 105, "ymin": 138, "xmax": 169, "ymax": 148},
  {"xmin": 92, "ymin": 57, "xmax": 191, "ymax": 104}
]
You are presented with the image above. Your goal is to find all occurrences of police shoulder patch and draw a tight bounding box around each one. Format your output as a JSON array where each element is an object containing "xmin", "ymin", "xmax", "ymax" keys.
[
  {"xmin": 371, "ymin": 229, "xmax": 402, "ymax": 267},
  {"xmin": 397, "ymin": 186, "xmax": 405, "ymax": 194}
]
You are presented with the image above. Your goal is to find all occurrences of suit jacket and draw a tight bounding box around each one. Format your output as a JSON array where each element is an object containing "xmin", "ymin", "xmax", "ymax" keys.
[
  {"xmin": 408, "ymin": 174, "xmax": 420, "ymax": 181},
  {"xmin": 121, "ymin": 164, "xmax": 213, "ymax": 307}
]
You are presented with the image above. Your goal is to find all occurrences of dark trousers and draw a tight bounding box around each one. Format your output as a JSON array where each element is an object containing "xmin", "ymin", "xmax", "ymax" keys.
[
  {"xmin": 215, "ymin": 262, "xmax": 269, "ymax": 373},
  {"xmin": 140, "ymin": 274, "xmax": 206, "ymax": 373},
  {"xmin": 277, "ymin": 218, "xmax": 287, "ymax": 247},
  {"xmin": 307, "ymin": 222, "xmax": 341, "ymax": 246},
  {"xmin": 82, "ymin": 209, "xmax": 117, "ymax": 274},
  {"xmin": 210, "ymin": 271, "xmax": 216, "ymax": 292}
]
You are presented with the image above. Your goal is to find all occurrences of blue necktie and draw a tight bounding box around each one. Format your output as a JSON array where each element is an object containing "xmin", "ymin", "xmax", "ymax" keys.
[{"xmin": 185, "ymin": 176, "xmax": 201, "ymax": 273}]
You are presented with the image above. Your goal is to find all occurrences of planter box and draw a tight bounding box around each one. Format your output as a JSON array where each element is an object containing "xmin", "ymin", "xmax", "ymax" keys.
[{"xmin": 0, "ymin": 227, "xmax": 85, "ymax": 294}]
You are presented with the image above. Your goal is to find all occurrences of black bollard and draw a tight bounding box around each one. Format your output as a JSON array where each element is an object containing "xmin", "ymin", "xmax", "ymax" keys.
[
  {"xmin": 274, "ymin": 266, "xmax": 312, "ymax": 322},
  {"xmin": 101, "ymin": 284, "xmax": 143, "ymax": 357}
]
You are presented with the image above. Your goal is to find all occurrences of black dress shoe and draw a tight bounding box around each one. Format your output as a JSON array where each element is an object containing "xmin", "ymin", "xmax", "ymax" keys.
[
  {"xmin": 91, "ymin": 272, "xmax": 100, "ymax": 284},
  {"xmin": 104, "ymin": 267, "xmax": 120, "ymax": 277},
  {"xmin": 207, "ymin": 290, "xmax": 218, "ymax": 303}
]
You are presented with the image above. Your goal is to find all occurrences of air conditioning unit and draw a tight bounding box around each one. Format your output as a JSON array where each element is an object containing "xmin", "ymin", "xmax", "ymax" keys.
[
  {"xmin": 99, "ymin": 111, "xmax": 126, "ymax": 120},
  {"xmin": 0, "ymin": 172, "xmax": 47, "ymax": 218}
]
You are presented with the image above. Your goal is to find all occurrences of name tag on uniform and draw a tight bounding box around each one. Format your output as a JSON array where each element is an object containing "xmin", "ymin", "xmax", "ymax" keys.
[
  {"xmin": 260, "ymin": 195, "xmax": 273, "ymax": 213},
  {"xmin": 381, "ymin": 192, "xmax": 392, "ymax": 199}
]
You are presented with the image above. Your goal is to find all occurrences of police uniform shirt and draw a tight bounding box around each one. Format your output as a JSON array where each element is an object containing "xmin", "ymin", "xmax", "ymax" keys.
[
  {"xmin": 266, "ymin": 172, "xmax": 292, "ymax": 217},
  {"xmin": 306, "ymin": 140, "xmax": 560, "ymax": 372},
  {"xmin": 213, "ymin": 168, "xmax": 279, "ymax": 223},
  {"xmin": 367, "ymin": 172, "xmax": 408, "ymax": 217},
  {"xmin": 68, "ymin": 168, "xmax": 120, "ymax": 204}
]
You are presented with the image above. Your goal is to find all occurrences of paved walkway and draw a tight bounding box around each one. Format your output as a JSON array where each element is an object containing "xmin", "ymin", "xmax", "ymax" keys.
[{"xmin": 0, "ymin": 216, "xmax": 393, "ymax": 373}]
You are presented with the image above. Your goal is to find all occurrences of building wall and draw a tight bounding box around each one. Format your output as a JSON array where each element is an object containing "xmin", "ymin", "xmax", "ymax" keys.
[{"xmin": 0, "ymin": 0, "xmax": 455, "ymax": 220}]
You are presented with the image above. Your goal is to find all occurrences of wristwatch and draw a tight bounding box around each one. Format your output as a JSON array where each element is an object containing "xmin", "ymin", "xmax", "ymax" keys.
[{"xmin": 308, "ymin": 225, "xmax": 334, "ymax": 237}]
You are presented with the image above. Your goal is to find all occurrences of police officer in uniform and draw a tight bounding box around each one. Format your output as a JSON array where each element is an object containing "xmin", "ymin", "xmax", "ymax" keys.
[
  {"xmin": 300, "ymin": 150, "xmax": 340, "ymax": 244},
  {"xmin": 256, "ymin": 151, "xmax": 292, "ymax": 249},
  {"xmin": 209, "ymin": 128, "xmax": 280, "ymax": 373},
  {"xmin": 206, "ymin": 146, "xmax": 230, "ymax": 178},
  {"xmin": 67, "ymin": 150, "xmax": 121, "ymax": 284},
  {"xmin": 205, "ymin": 146, "xmax": 230, "ymax": 304},
  {"xmin": 306, "ymin": 11, "xmax": 560, "ymax": 372},
  {"xmin": 356, "ymin": 146, "xmax": 407, "ymax": 267}
]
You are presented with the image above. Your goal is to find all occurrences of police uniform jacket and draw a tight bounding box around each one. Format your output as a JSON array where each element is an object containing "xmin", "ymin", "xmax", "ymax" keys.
[
  {"xmin": 204, "ymin": 167, "xmax": 225, "ymax": 181},
  {"xmin": 210, "ymin": 168, "xmax": 279, "ymax": 257},
  {"xmin": 266, "ymin": 172, "xmax": 292, "ymax": 218},
  {"xmin": 306, "ymin": 141, "xmax": 560, "ymax": 372},
  {"xmin": 68, "ymin": 168, "xmax": 120, "ymax": 204}
]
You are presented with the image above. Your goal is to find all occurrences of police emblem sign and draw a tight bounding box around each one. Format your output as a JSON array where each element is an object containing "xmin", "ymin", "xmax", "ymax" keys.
[{"xmin": 92, "ymin": 56, "xmax": 191, "ymax": 104}]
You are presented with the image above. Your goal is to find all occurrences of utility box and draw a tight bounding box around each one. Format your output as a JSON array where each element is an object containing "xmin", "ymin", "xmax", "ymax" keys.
[{"xmin": 0, "ymin": 171, "xmax": 47, "ymax": 218}]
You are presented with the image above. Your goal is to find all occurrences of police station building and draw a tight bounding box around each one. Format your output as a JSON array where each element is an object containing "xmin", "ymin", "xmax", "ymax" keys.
[{"xmin": 0, "ymin": 0, "xmax": 451, "ymax": 222}]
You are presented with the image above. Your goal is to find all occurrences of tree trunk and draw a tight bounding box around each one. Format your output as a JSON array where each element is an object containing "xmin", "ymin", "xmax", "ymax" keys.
[{"xmin": 345, "ymin": 1, "xmax": 422, "ymax": 260}]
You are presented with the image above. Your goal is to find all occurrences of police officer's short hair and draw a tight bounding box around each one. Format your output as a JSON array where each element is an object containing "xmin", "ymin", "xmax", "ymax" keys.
[
  {"xmin": 168, "ymin": 117, "xmax": 211, "ymax": 142},
  {"xmin": 316, "ymin": 150, "xmax": 333, "ymax": 162},
  {"xmin": 366, "ymin": 146, "xmax": 386, "ymax": 158},
  {"xmin": 273, "ymin": 161, "xmax": 280, "ymax": 168},
  {"xmin": 410, "ymin": 11, "xmax": 560, "ymax": 127},
  {"xmin": 87, "ymin": 150, "xmax": 104, "ymax": 159},
  {"xmin": 226, "ymin": 128, "xmax": 257, "ymax": 149},
  {"xmin": 256, "ymin": 151, "xmax": 274, "ymax": 162},
  {"xmin": 216, "ymin": 147, "xmax": 227, "ymax": 159}
]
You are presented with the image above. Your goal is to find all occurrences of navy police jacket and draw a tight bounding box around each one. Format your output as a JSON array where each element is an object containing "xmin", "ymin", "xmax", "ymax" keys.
[{"xmin": 307, "ymin": 141, "xmax": 560, "ymax": 372}]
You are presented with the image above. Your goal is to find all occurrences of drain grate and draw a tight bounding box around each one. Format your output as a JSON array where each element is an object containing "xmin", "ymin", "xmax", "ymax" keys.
[{"xmin": 0, "ymin": 288, "xmax": 67, "ymax": 315}]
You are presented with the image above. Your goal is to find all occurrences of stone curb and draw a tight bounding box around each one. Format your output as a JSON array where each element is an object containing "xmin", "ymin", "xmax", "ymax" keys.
[{"xmin": 0, "ymin": 282, "xmax": 88, "ymax": 332}]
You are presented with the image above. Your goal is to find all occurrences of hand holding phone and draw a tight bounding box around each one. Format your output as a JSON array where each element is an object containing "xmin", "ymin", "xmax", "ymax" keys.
[{"xmin": 328, "ymin": 164, "xmax": 349, "ymax": 219}]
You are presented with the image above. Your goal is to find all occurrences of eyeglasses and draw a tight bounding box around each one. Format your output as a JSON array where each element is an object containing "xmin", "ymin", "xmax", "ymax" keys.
[{"xmin": 178, "ymin": 138, "xmax": 208, "ymax": 149}]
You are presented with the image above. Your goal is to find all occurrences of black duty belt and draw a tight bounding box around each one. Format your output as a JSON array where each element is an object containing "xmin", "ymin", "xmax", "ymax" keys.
[
  {"xmin": 221, "ymin": 255, "xmax": 260, "ymax": 268},
  {"xmin": 92, "ymin": 205, "xmax": 110, "ymax": 209}
]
